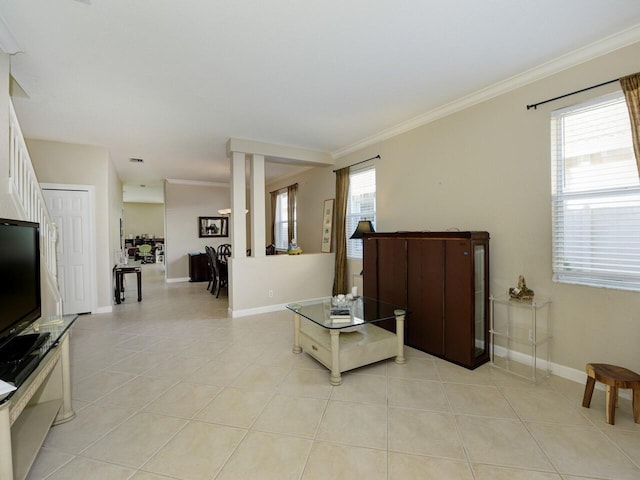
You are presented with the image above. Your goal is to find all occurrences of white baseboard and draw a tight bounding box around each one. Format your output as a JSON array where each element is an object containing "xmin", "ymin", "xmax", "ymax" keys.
[
  {"xmin": 493, "ymin": 346, "xmax": 631, "ymax": 400},
  {"xmin": 94, "ymin": 305, "xmax": 113, "ymax": 314},
  {"xmin": 230, "ymin": 302, "xmax": 289, "ymax": 318},
  {"xmin": 229, "ymin": 296, "xmax": 327, "ymax": 318},
  {"xmin": 166, "ymin": 277, "xmax": 190, "ymax": 283}
]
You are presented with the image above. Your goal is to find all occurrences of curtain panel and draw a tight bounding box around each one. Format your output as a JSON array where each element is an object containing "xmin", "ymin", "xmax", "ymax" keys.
[
  {"xmin": 621, "ymin": 73, "xmax": 640, "ymax": 175},
  {"xmin": 270, "ymin": 191, "xmax": 277, "ymax": 245},
  {"xmin": 332, "ymin": 167, "xmax": 350, "ymax": 296},
  {"xmin": 287, "ymin": 183, "xmax": 297, "ymax": 243}
]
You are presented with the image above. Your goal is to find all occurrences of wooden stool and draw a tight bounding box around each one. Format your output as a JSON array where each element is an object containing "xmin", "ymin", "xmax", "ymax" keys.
[{"xmin": 582, "ymin": 363, "xmax": 640, "ymax": 425}]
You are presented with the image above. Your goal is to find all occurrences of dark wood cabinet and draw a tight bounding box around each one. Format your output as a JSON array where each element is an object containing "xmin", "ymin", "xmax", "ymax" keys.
[
  {"xmin": 188, "ymin": 252, "xmax": 210, "ymax": 282},
  {"xmin": 363, "ymin": 231, "xmax": 489, "ymax": 369}
]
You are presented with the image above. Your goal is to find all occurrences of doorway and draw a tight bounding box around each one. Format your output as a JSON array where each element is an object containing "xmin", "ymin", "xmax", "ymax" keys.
[{"xmin": 43, "ymin": 186, "xmax": 95, "ymax": 314}]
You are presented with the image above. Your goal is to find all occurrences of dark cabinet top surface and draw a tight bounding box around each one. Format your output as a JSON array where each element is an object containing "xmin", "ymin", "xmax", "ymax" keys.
[{"xmin": 363, "ymin": 231, "xmax": 489, "ymax": 240}]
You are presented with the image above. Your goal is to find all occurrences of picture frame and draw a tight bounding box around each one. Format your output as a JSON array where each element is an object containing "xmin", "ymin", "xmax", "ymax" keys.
[
  {"xmin": 198, "ymin": 216, "xmax": 228, "ymax": 238},
  {"xmin": 321, "ymin": 198, "xmax": 335, "ymax": 253}
]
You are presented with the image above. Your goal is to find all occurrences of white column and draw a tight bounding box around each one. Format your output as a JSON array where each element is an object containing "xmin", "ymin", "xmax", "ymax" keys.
[
  {"xmin": 0, "ymin": 405, "xmax": 13, "ymax": 480},
  {"xmin": 230, "ymin": 151, "xmax": 247, "ymax": 258},
  {"xmin": 250, "ymin": 154, "xmax": 266, "ymax": 257},
  {"xmin": 53, "ymin": 333, "xmax": 76, "ymax": 424}
]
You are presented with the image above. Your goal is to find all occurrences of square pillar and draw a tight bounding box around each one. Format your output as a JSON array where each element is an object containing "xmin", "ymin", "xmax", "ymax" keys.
[
  {"xmin": 230, "ymin": 151, "xmax": 246, "ymax": 258},
  {"xmin": 250, "ymin": 154, "xmax": 266, "ymax": 257}
]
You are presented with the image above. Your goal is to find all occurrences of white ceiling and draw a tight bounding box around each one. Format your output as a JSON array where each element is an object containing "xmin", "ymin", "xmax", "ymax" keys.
[{"xmin": 2, "ymin": 1, "xmax": 640, "ymax": 200}]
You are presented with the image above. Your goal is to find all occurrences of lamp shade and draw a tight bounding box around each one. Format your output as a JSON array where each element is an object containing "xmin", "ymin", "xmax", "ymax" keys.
[{"xmin": 350, "ymin": 220, "xmax": 375, "ymax": 239}]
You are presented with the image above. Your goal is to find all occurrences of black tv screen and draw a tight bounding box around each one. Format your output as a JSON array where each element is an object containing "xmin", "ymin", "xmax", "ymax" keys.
[{"xmin": 0, "ymin": 218, "xmax": 41, "ymax": 351}]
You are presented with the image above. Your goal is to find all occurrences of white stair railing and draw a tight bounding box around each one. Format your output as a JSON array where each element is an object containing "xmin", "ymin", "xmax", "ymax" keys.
[{"xmin": 8, "ymin": 100, "xmax": 61, "ymax": 313}]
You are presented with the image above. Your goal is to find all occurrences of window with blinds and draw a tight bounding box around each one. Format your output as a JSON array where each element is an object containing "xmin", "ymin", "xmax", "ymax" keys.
[
  {"xmin": 346, "ymin": 166, "xmax": 376, "ymax": 259},
  {"xmin": 274, "ymin": 190, "xmax": 295, "ymax": 250},
  {"xmin": 551, "ymin": 91, "xmax": 640, "ymax": 291}
]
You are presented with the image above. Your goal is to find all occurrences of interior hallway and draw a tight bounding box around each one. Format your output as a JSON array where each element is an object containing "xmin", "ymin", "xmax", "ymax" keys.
[{"xmin": 25, "ymin": 264, "xmax": 640, "ymax": 479}]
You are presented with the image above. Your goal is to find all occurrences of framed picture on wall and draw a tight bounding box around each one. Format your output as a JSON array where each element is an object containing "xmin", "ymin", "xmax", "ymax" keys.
[
  {"xmin": 321, "ymin": 198, "xmax": 334, "ymax": 253},
  {"xmin": 199, "ymin": 216, "xmax": 228, "ymax": 238}
]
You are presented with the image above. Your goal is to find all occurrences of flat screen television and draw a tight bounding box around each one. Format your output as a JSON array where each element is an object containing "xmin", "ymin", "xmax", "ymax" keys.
[{"xmin": 0, "ymin": 218, "xmax": 41, "ymax": 352}]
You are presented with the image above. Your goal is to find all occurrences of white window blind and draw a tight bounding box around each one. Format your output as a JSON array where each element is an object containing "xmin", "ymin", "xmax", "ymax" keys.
[
  {"xmin": 346, "ymin": 166, "xmax": 376, "ymax": 259},
  {"xmin": 551, "ymin": 92, "xmax": 640, "ymax": 291}
]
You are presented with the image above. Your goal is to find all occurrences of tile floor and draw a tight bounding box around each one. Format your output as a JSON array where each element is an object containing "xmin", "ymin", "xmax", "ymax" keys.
[{"xmin": 27, "ymin": 264, "xmax": 640, "ymax": 479}]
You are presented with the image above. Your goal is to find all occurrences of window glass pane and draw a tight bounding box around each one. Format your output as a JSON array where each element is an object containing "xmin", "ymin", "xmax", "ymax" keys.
[
  {"xmin": 551, "ymin": 92, "xmax": 640, "ymax": 291},
  {"xmin": 561, "ymin": 98, "xmax": 637, "ymax": 192},
  {"xmin": 346, "ymin": 167, "xmax": 376, "ymax": 259},
  {"xmin": 275, "ymin": 191, "xmax": 288, "ymax": 250}
]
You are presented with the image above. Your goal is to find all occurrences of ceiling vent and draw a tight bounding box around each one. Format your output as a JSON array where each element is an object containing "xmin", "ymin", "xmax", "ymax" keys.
[{"xmin": 129, "ymin": 158, "xmax": 144, "ymax": 163}]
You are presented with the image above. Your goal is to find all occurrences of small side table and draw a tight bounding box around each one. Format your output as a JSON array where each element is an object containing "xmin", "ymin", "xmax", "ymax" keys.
[
  {"xmin": 490, "ymin": 294, "xmax": 552, "ymax": 383},
  {"xmin": 113, "ymin": 265, "xmax": 142, "ymax": 304}
]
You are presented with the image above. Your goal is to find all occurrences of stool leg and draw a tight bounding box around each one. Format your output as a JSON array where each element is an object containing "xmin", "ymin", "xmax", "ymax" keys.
[
  {"xmin": 633, "ymin": 386, "xmax": 639, "ymax": 424},
  {"xmin": 582, "ymin": 376, "xmax": 596, "ymax": 408},
  {"xmin": 606, "ymin": 385, "xmax": 617, "ymax": 425}
]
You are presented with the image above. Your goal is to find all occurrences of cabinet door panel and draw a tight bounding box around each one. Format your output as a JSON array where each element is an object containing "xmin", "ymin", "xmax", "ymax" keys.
[
  {"xmin": 444, "ymin": 239, "xmax": 473, "ymax": 366},
  {"xmin": 364, "ymin": 238, "xmax": 406, "ymax": 333},
  {"xmin": 363, "ymin": 237, "xmax": 378, "ymax": 298},
  {"xmin": 407, "ymin": 239, "xmax": 444, "ymax": 355}
]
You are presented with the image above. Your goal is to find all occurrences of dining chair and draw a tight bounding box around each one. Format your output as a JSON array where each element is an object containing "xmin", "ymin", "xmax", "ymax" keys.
[
  {"xmin": 138, "ymin": 244, "xmax": 153, "ymax": 263},
  {"xmin": 211, "ymin": 249, "xmax": 228, "ymax": 298},
  {"xmin": 204, "ymin": 246, "xmax": 217, "ymax": 293},
  {"xmin": 217, "ymin": 244, "xmax": 232, "ymax": 264}
]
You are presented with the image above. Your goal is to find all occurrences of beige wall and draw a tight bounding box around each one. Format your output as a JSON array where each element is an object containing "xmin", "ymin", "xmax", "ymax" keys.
[
  {"xmin": 331, "ymin": 42, "xmax": 640, "ymax": 373},
  {"xmin": 164, "ymin": 181, "xmax": 231, "ymax": 279},
  {"xmin": 27, "ymin": 138, "xmax": 117, "ymax": 311},
  {"xmin": 123, "ymin": 202, "xmax": 164, "ymax": 239},
  {"xmin": 266, "ymin": 166, "xmax": 334, "ymax": 253},
  {"xmin": 229, "ymin": 253, "xmax": 334, "ymax": 314}
]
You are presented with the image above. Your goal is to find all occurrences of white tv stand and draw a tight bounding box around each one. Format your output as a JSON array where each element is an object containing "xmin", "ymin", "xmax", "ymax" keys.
[{"xmin": 0, "ymin": 315, "xmax": 77, "ymax": 480}]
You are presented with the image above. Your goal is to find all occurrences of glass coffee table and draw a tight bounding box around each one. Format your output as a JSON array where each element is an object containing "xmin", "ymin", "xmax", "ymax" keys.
[{"xmin": 286, "ymin": 297, "xmax": 406, "ymax": 385}]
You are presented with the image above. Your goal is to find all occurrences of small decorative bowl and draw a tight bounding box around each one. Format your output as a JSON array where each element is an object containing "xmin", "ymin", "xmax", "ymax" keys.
[{"xmin": 331, "ymin": 295, "xmax": 350, "ymax": 307}]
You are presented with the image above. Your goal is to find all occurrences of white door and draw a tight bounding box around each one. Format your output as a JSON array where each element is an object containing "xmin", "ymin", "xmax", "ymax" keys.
[{"xmin": 44, "ymin": 189, "xmax": 93, "ymax": 314}]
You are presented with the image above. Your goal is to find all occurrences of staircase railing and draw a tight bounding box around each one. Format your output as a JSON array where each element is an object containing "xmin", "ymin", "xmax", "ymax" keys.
[{"xmin": 8, "ymin": 100, "xmax": 61, "ymax": 313}]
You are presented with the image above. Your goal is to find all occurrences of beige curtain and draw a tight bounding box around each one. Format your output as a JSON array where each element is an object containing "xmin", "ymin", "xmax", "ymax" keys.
[
  {"xmin": 621, "ymin": 73, "xmax": 640, "ymax": 175},
  {"xmin": 332, "ymin": 167, "xmax": 350, "ymax": 295},
  {"xmin": 270, "ymin": 191, "xmax": 277, "ymax": 245},
  {"xmin": 287, "ymin": 183, "xmax": 297, "ymax": 243}
]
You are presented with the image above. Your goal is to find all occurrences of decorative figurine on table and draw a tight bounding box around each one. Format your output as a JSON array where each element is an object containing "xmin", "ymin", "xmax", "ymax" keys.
[
  {"xmin": 288, "ymin": 238, "xmax": 303, "ymax": 255},
  {"xmin": 509, "ymin": 275, "xmax": 535, "ymax": 300}
]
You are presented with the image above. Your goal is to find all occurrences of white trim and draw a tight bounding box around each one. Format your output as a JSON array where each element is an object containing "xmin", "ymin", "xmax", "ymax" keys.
[
  {"xmin": 166, "ymin": 277, "xmax": 190, "ymax": 283},
  {"xmin": 229, "ymin": 296, "xmax": 326, "ymax": 318},
  {"xmin": 230, "ymin": 303, "xmax": 288, "ymax": 318},
  {"xmin": 493, "ymin": 346, "xmax": 632, "ymax": 401},
  {"xmin": 227, "ymin": 138, "xmax": 333, "ymax": 166},
  {"xmin": 166, "ymin": 178, "xmax": 229, "ymax": 188},
  {"xmin": 41, "ymin": 183, "xmax": 98, "ymax": 314},
  {"xmin": 93, "ymin": 305, "xmax": 113, "ymax": 314},
  {"xmin": 332, "ymin": 23, "xmax": 640, "ymax": 159}
]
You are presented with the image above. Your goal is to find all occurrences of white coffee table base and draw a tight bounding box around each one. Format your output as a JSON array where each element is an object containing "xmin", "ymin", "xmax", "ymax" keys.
[{"xmin": 292, "ymin": 311, "xmax": 405, "ymax": 385}]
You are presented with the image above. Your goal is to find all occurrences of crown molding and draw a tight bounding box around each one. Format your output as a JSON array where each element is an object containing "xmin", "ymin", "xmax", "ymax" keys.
[
  {"xmin": 166, "ymin": 178, "xmax": 229, "ymax": 188},
  {"xmin": 332, "ymin": 23, "xmax": 640, "ymax": 159}
]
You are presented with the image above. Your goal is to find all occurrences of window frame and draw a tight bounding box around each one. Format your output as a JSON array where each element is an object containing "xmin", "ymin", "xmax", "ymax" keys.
[
  {"xmin": 551, "ymin": 91, "xmax": 640, "ymax": 291},
  {"xmin": 274, "ymin": 189, "xmax": 296, "ymax": 251},
  {"xmin": 346, "ymin": 165, "xmax": 376, "ymax": 260}
]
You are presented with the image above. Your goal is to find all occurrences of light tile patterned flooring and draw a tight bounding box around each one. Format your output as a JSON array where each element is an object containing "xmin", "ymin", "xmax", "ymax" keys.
[{"xmin": 28, "ymin": 264, "xmax": 640, "ymax": 479}]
